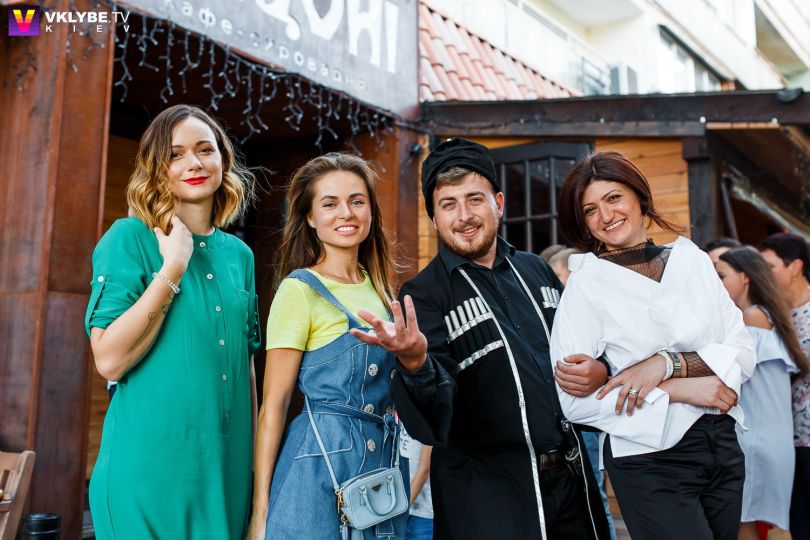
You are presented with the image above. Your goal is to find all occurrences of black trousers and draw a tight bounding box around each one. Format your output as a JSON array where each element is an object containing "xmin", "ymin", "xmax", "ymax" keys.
[
  {"xmin": 540, "ymin": 464, "xmax": 599, "ymax": 539},
  {"xmin": 604, "ymin": 415, "xmax": 744, "ymax": 540},
  {"xmin": 791, "ymin": 447, "xmax": 810, "ymax": 540}
]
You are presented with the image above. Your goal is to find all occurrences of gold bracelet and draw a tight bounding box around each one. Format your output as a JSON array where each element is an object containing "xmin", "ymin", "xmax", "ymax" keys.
[{"xmin": 152, "ymin": 272, "xmax": 180, "ymax": 294}]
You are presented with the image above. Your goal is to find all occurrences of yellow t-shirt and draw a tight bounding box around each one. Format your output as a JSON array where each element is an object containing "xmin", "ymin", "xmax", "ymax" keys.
[{"xmin": 266, "ymin": 270, "xmax": 390, "ymax": 351}]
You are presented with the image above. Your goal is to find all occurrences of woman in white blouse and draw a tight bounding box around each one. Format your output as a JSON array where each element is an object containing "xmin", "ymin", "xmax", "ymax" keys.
[{"xmin": 550, "ymin": 151, "xmax": 755, "ymax": 540}]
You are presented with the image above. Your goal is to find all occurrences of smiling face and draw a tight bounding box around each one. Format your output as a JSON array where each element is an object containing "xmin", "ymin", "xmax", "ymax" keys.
[
  {"xmin": 167, "ymin": 116, "xmax": 223, "ymax": 204},
  {"xmin": 715, "ymin": 259, "xmax": 749, "ymax": 307},
  {"xmin": 581, "ymin": 180, "xmax": 647, "ymax": 251},
  {"xmin": 432, "ymin": 172, "xmax": 503, "ymax": 264},
  {"xmin": 307, "ymin": 170, "xmax": 372, "ymax": 252}
]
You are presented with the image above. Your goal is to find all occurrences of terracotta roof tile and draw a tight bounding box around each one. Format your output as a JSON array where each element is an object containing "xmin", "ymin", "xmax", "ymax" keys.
[
  {"xmin": 447, "ymin": 70, "xmax": 469, "ymax": 99},
  {"xmin": 419, "ymin": 1, "xmax": 576, "ymax": 102},
  {"xmin": 420, "ymin": 57, "xmax": 444, "ymax": 98},
  {"xmin": 418, "ymin": 2, "xmax": 437, "ymax": 37},
  {"xmin": 460, "ymin": 77, "xmax": 477, "ymax": 98},
  {"xmin": 433, "ymin": 61, "xmax": 460, "ymax": 100},
  {"xmin": 445, "ymin": 45, "xmax": 471, "ymax": 81}
]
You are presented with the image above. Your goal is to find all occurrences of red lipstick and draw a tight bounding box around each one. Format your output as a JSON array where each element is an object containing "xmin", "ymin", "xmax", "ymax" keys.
[{"xmin": 183, "ymin": 176, "xmax": 207, "ymax": 185}]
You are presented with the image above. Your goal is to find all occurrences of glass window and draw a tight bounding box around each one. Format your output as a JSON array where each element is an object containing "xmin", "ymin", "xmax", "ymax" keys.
[
  {"xmin": 658, "ymin": 28, "xmax": 723, "ymax": 92},
  {"xmin": 491, "ymin": 142, "xmax": 590, "ymax": 254}
]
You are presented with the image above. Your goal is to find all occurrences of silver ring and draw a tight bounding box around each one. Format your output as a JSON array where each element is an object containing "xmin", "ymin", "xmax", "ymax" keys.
[{"xmin": 628, "ymin": 387, "xmax": 639, "ymax": 396}]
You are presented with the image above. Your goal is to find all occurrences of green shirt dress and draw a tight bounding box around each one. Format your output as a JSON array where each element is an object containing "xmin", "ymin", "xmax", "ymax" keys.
[{"xmin": 85, "ymin": 217, "xmax": 261, "ymax": 540}]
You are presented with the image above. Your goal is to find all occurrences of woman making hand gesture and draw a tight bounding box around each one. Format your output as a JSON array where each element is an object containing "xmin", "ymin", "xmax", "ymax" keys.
[{"xmin": 250, "ymin": 154, "xmax": 408, "ymax": 540}]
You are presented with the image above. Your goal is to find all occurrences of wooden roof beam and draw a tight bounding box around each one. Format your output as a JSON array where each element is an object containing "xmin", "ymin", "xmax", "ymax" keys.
[{"xmin": 421, "ymin": 90, "xmax": 810, "ymax": 137}]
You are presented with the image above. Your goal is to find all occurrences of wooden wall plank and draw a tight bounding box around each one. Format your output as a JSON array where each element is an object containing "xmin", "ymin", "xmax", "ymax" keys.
[
  {"xmin": 352, "ymin": 127, "xmax": 421, "ymax": 286},
  {"xmin": 0, "ymin": 2, "xmax": 115, "ymax": 537}
]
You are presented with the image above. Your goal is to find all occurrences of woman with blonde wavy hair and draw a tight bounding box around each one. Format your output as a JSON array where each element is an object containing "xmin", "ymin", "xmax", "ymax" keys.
[
  {"xmin": 248, "ymin": 153, "xmax": 408, "ymax": 539},
  {"xmin": 85, "ymin": 104, "xmax": 260, "ymax": 540}
]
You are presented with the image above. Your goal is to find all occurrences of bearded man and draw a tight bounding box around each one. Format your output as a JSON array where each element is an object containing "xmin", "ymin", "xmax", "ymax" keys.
[{"xmin": 352, "ymin": 138, "xmax": 611, "ymax": 539}]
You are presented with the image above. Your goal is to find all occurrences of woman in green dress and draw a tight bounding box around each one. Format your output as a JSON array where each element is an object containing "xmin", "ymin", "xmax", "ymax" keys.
[{"xmin": 85, "ymin": 104, "xmax": 260, "ymax": 539}]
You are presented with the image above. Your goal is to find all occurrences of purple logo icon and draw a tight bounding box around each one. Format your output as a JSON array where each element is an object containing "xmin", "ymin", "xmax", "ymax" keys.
[{"xmin": 9, "ymin": 7, "xmax": 40, "ymax": 37}]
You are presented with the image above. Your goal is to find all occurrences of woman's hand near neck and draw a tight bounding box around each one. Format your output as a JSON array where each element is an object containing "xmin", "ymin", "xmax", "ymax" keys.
[
  {"xmin": 311, "ymin": 245, "xmax": 363, "ymax": 284},
  {"xmin": 174, "ymin": 199, "xmax": 215, "ymax": 235}
]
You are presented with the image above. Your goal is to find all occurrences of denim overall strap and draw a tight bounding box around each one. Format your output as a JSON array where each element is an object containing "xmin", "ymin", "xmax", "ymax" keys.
[{"xmin": 288, "ymin": 269, "xmax": 365, "ymax": 330}]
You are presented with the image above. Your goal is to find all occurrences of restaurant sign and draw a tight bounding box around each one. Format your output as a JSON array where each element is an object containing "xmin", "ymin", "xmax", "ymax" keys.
[{"xmin": 121, "ymin": 0, "xmax": 418, "ymax": 114}]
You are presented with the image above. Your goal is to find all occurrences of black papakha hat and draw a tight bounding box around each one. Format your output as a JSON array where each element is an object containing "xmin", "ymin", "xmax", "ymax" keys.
[{"xmin": 421, "ymin": 138, "xmax": 499, "ymax": 218}]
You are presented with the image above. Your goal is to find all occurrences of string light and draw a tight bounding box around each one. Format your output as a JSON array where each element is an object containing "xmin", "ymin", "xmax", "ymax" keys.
[
  {"xmin": 14, "ymin": 0, "xmax": 425, "ymax": 161},
  {"xmin": 102, "ymin": 1, "xmax": 396, "ymax": 146}
]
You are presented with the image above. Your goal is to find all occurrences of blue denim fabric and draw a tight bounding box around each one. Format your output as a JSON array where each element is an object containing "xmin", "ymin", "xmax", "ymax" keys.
[
  {"xmin": 265, "ymin": 270, "xmax": 408, "ymax": 539},
  {"xmin": 405, "ymin": 516, "xmax": 433, "ymax": 540},
  {"xmin": 582, "ymin": 431, "xmax": 617, "ymax": 540}
]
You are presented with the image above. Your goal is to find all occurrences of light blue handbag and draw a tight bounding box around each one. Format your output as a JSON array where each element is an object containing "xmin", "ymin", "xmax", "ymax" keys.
[{"xmin": 305, "ymin": 397, "xmax": 409, "ymax": 540}]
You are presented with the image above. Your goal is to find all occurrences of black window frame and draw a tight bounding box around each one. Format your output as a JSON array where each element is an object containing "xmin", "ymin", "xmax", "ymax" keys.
[{"xmin": 491, "ymin": 141, "xmax": 593, "ymax": 253}]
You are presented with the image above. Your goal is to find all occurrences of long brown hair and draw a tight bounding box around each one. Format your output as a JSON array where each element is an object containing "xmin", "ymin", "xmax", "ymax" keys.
[
  {"xmin": 127, "ymin": 104, "xmax": 256, "ymax": 232},
  {"xmin": 720, "ymin": 247, "xmax": 808, "ymax": 374},
  {"xmin": 275, "ymin": 153, "xmax": 395, "ymax": 308},
  {"xmin": 558, "ymin": 151, "xmax": 684, "ymax": 253}
]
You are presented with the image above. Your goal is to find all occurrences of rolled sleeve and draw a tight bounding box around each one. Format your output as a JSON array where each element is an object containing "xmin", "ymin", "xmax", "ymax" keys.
[
  {"xmin": 85, "ymin": 220, "xmax": 148, "ymax": 336},
  {"xmin": 245, "ymin": 252, "xmax": 262, "ymax": 355},
  {"xmin": 695, "ymin": 343, "xmax": 743, "ymax": 394}
]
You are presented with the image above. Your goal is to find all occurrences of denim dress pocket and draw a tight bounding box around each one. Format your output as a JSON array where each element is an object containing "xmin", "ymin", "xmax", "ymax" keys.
[{"xmin": 294, "ymin": 414, "xmax": 354, "ymax": 459}]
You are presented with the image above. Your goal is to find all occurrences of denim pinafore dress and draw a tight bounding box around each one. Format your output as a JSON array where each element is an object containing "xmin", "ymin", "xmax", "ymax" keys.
[{"xmin": 265, "ymin": 270, "xmax": 408, "ymax": 539}]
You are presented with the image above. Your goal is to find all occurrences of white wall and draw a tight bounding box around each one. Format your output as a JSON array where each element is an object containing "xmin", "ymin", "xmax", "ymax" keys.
[
  {"xmin": 654, "ymin": 0, "xmax": 784, "ymax": 89},
  {"xmin": 426, "ymin": 0, "xmax": 794, "ymax": 93}
]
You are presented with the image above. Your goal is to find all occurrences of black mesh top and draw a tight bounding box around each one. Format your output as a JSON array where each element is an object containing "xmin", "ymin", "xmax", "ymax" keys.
[
  {"xmin": 597, "ymin": 239, "xmax": 671, "ymax": 283},
  {"xmin": 597, "ymin": 240, "xmax": 711, "ymax": 375}
]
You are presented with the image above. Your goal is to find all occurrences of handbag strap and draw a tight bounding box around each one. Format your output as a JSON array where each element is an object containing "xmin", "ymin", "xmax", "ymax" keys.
[
  {"xmin": 305, "ymin": 396, "xmax": 342, "ymax": 493},
  {"xmin": 304, "ymin": 396, "xmax": 401, "ymax": 493}
]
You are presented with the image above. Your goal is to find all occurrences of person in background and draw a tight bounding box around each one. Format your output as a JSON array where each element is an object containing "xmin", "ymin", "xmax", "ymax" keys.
[
  {"xmin": 399, "ymin": 423, "xmax": 434, "ymax": 540},
  {"xmin": 249, "ymin": 153, "xmax": 407, "ymax": 540},
  {"xmin": 716, "ymin": 247, "xmax": 807, "ymax": 539},
  {"xmin": 759, "ymin": 232, "xmax": 810, "ymax": 540},
  {"xmin": 552, "ymin": 151, "xmax": 755, "ymax": 540},
  {"xmin": 547, "ymin": 247, "xmax": 579, "ymax": 287},
  {"xmin": 704, "ymin": 237, "xmax": 742, "ymax": 266},
  {"xmin": 544, "ymin": 245, "xmax": 617, "ymax": 540},
  {"xmin": 85, "ymin": 104, "xmax": 260, "ymax": 539},
  {"xmin": 539, "ymin": 243, "xmax": 566, "ymax": 262}
]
